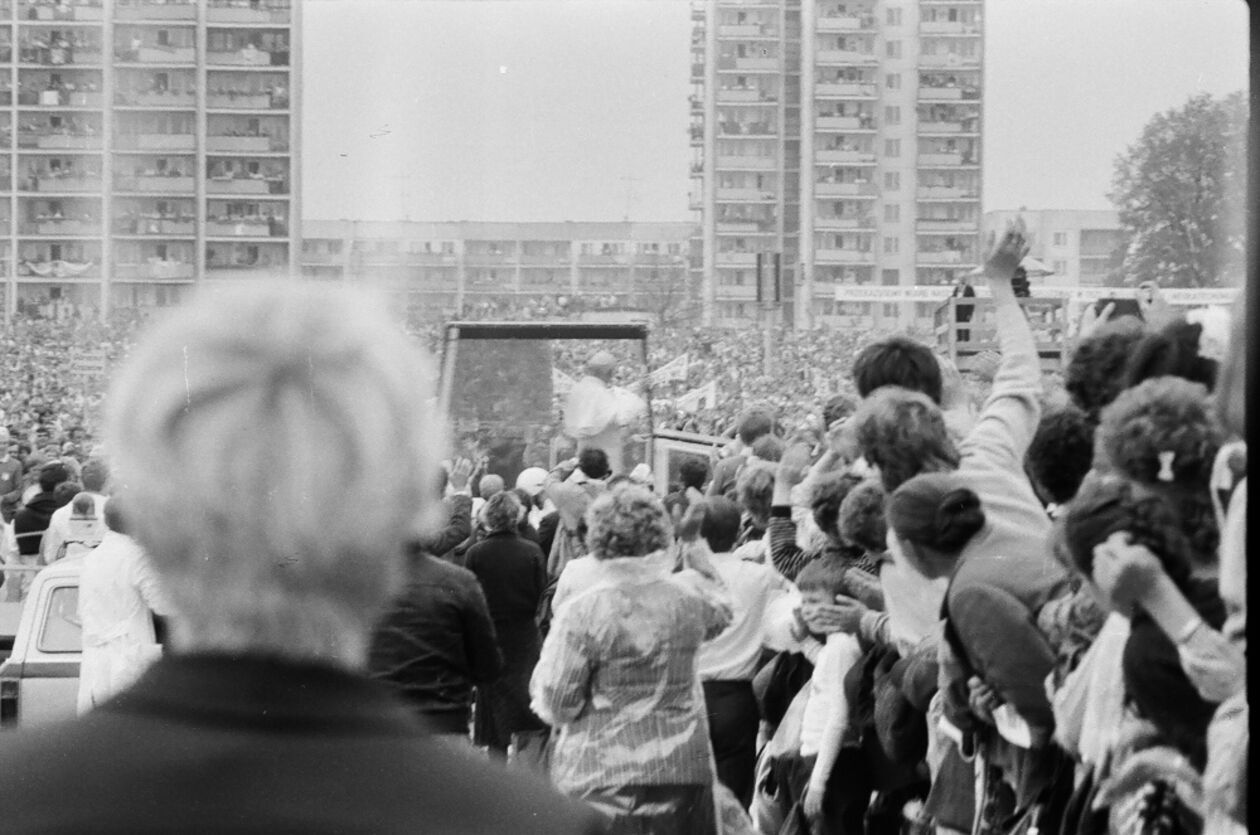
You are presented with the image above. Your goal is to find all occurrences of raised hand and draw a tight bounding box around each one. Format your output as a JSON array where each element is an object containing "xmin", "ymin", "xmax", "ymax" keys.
[
  {"xmin": 447, "ymin": 457, "xmax": 473, "ymax": 491},
  {"xmin": 776, "ymin": 442, "xmax": 813, "ymax": 489},
  {"xmin": 983, "ymin": 218, "xmax": 1031, "ymax": 282}
]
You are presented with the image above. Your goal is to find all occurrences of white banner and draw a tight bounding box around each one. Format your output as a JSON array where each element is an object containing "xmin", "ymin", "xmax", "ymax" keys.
[
  {"xmin": 552, "ymin": 367, "xmax": 575, "ymax": 395},
  {"xmin": 650, "ymin": 353, "xmax": 690, "ymax": 384},
  {"xmin": 833, "ymin": 284, "xmax": 1239, "ymax": 306},
  {"xmin": 675, "ymin": 380, "xmax": 718, "ymax": 413}
]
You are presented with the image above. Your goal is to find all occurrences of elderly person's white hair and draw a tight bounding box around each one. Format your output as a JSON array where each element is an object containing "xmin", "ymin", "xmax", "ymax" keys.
[
  {"xmin": 584, "ymin": 485, "xmax": 672, "ymax": 559},
  {"xmin": 104, "ymin": 282, "xmax": 444, "ymax": 668}
]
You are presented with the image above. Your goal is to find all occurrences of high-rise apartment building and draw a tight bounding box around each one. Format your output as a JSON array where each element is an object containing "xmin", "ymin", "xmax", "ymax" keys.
[
  {"xmin": 690, "ymin": 0, "xmax": 981, "ymax": 329},
  {"xmin": 0, "ymin": 0, "xmax": 298, "ymax": 320}
]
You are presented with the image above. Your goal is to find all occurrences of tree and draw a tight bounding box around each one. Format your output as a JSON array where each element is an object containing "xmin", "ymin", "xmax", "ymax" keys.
[{"xmin": 1109, "ymin": 92, "xmax": 1247, "ymax": 288}]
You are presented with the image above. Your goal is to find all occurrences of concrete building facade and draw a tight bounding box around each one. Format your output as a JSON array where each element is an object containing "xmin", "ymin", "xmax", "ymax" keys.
[{"xmin": 983, "ymin": 209, "xmax": 1122, "ymax": 289}]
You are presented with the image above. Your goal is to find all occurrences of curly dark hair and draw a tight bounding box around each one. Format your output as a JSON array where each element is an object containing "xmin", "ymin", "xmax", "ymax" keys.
[
  {"xmin": 809, "ymin": 470, "xmax": 865, "ymax": 542},
  {"xmin": 1064, "ymin": 317, "xmax": 1146, "ymax": 420},
  {"xmin": 852, "ymin": 337, "xmax": 943, "ymax": 405},
  {"xmin": 838, "ymin": 480, "xmax": 888, "ymax": 554},
  {"xmin": 1125, "ymin": 318, "xmax": 1219, "ymax": 392},
  {"xmin": 1062, "ymin": 476, "xmax": 1195, "ymax": 589},
  {"xmin": 853, "ymin": 387, "xmax": 959, "ymax": 492},
  {"xmin": 1025, "ymin": 405, "xmax": 1096, "ymax": 505}
]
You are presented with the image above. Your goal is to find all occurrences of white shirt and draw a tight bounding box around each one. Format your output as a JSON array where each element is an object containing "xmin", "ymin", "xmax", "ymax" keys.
[
  {"xmin": 799, "ymin": 631, "xmax": 861, "ymax": 758},
  {"xmin": 697, "ymin": 552, "xmax": 795, "ymax": 682},
  {"xmin": 41, "ymin": 491, "xmax": 106, "ymax": 564}
]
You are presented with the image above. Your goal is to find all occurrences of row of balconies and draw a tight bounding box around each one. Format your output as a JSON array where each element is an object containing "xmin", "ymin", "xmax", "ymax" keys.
[
  {"xmin": 4, "ymin": 131, "xmax": 289, "ymax": 152},
  {"xmin": 8, "ymin": 0, "xmax": 290, "ymax": 23},
  {"xmin": 1, "ymin": 172, "xmax": 290, "ymax": 194},
  {"xmin": 2, "ymin": 46, "xmax": 290, "ymax": 69}
]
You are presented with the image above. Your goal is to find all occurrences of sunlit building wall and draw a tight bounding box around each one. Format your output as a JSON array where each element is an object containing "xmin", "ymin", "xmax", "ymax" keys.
[
  {"xmin": 0, "ymin": 0, "xmax": 299, "ymax": 319},
  {"xmin": 691, "ymin": 0, "xmax": 982, "ymax": 328}
]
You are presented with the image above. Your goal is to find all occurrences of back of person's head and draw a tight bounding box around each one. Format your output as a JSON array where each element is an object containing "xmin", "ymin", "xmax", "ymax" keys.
[
  {"xmin": 887, "ymin": 472, "xmax": 986, "ymax": 555},
  {"xmin": 1064, "ymin": 317, "xmax": 1146, "ymax": 420},
  {"xmin": 1061, "ymin": 476, "xmax": 1195, "ymax": 590},
  {"xmin": 1096, "ymin": 376, "xmax": 1221, "ymax": 490},
  {"xmin": 750, "ymin": 434, "xmax": 784, "ymax": 463},
  {"xmin": 80, "ymin": 458, "xmax": 109, "ymax": 494},
  {"xmin": 38, "ymin": 460, "xmax": 69, "ymax": 493},
  {"xmin": 482, "ymin": 490, "xmax": 523, "ymax": 535},
  {"xmin": 698, "ymin": 496, "xmax": 742, "ymax": 553},
  {"xmin": 822, "ymin": 394, "xmax": 858, "ymax": 429},
  {"xmin": 852, "ymin": 336, "xmax": 943, "ymax": 404},
  {"xmin": 103, "ymin": 496, "xmax": 126, "ymax": 535},
  {"xmin": 52, "ymin": 480, "xmax": 81, "ymax": 508},
  {"xmin": 478, "ymin": 473, "xmax": 505, "ymax": 500},
  {"xmin": 577, "ymin": 447, "xmax": 610, "ymax": 480},
  {"xmin": 809, "ymin": 470, "xmax": 864, "ymax": 543},
  {"xmin": 678, "ymin": 457, "xmax": 709, "ymax": 491},
  {"xmin": 584, "ymin": 484, "xmax": 672, "ymax": 559},
  {"xmin": 796, "ymin": 554, "xmax": 851, "ymax": 599},
  {"xmin": 104, "ymin": 281, "xmax": 443, "ymax": 666},
  {"xmin": 510, "ymin": 487, "xmax": 534, "ymax": 514},
  {"xmin": 736, "ymin": 408, "xmax": 775, "ymax": 446},
  {"xmin": 735, "ymin": 462, "xmax": 774, "ymax": 527},
  {"xmin": 1025, "ymin": 405, "xmax": 1095, "ymax": 506},
  {"xmin": 853, "ymin": 387, "xmax": 959, "ymax": 491},
  {"xmin": 838, "ymin": 481, "xmax": 888, "ymax": 555},
  {"xmin": 1125, "ymin": 317, "xmax": 1220, "ymax": 392},
  {"xmin": 70, "ymin": 491, "xmax": 95, "ymax": 519}
]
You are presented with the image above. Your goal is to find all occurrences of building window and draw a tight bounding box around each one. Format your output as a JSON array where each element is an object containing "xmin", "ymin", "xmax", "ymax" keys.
[
  {"xmin": 884, "ymin": 139, "xmax": 900, "ymax": 157},
  {"xmin": 886, "ymin": 41, "xmax": 902, "ymax": 59},
  {"xmin": 883, "ymin": 236, "xmax": 899, "ymax": 254},
  {"xmin": 883, "ymin": 204, "xmax": 900, "ymax": 222},
  {"xmin": 884, "ymin": 172, "xmax": 900, "ymax": 190},
  {"xmin": 883, "ymin": 303, "xmax": 899, "ymax": 317},
  {"xmin": 886, "ymin": 8, "xmax": 902, "ymax": 25},
  {"xmin": 734, "ymin": 270, "xmax": 746, "ymax": 286},
  {"xmin": 1053, "ymin": 232, "xmax": 1067, "ymax": 246},
  {"xmin": 884, "ymin": 105, "xmax": 900, "ymax": 125},
  {"xmin": 1053, "ymin": 260, "xmax": 1068, "ymax": 275},
  {"xmin": 882, "ymin": 268, "xmax": 899, "ymax": 285},
  {"xmin": 885, "ymin": 73, "xmax": 900, "ymax": 90}
]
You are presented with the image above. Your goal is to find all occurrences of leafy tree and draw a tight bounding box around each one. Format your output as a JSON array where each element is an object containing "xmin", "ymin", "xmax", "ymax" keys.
[{"xmin": 1109, "ymin": 92, "xmax": 1247, "ymax": 288}]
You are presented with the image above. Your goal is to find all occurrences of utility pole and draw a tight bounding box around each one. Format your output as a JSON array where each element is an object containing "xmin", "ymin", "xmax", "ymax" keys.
[{"xmin": 756, "ymin": 252, "xmax": 782, "ymax": 377}]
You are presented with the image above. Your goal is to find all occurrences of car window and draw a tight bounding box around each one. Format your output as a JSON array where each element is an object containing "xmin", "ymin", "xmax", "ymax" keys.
[{"xmin": 37, "ymin": 586, "xmax": 82, "ymax": 655}]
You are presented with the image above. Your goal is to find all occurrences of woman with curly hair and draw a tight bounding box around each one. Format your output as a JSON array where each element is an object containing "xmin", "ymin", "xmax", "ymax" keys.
[{"xmin": 530, "ymin": 486, "xmax": 732, "ymax": 834}]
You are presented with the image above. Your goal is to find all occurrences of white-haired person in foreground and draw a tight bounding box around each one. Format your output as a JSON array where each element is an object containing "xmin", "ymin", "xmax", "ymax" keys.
[{"xmin": 0, "ymin": 283, "xmax": 605, "ymax": 835}]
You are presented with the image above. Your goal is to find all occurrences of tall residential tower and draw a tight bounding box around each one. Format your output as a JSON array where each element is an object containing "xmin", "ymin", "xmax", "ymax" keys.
[
  {"xmin": 1, "ymin": 0, "xmax": 299, "ymax": 319},
  {"xmin": 690, "ymin": 0, "xmax": 981, "ymax": 329}
]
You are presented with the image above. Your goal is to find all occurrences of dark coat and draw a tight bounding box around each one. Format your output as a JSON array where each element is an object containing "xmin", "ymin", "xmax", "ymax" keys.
[
  {"xmin": 12, "ymin": 492, "xmax": 58, "ymax": 557},
  {"xmin": 368, "ymin": 554, "xmax": 503, "ymax": 733},
  {"xmin": 0, "ymin": 653, "xmax": 606, "ymax": 834}
]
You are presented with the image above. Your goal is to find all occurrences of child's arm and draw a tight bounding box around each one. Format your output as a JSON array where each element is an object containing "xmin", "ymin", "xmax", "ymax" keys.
[{"xmin": 803, "ymin": 639, "xmax": 860, "ymax": 821}]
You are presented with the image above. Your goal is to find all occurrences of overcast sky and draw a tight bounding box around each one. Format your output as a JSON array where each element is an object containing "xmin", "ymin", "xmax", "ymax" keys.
[{"xmin": 300, "ymin": 0, "xmax": 1249, "ymax": 222}]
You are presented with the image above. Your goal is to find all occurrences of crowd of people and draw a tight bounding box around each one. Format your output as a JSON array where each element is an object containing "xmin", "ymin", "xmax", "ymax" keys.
[{"xmin": 0, "ymin": 221, "xmax": 1246, "ymax": 834}]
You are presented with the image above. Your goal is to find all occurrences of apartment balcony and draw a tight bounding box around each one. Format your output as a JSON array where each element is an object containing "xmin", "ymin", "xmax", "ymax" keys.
[
  {"xmin": 717, "ymin": 24, "xmax": 777, "ymax": 38},
  {"xmin": 115, "ymin": 216, "xmax": 196, "ymax": 234},
  {"xmin": 206, "ymin": 134, "xmax": 287, "ymax": 153},
  {"xmin": 19, "ymin": 89, "xmax": 104, "ymax": 107},
  {"xmin": 115, "ymin": 0, "xmax": 197, "ymax": 20},
  {"xmin": 114, "ymin": 175, "xmax": 195, "ymax": 193},
  {"xmin": 20, "ymin": 1, "xmax": 103, "ymax": 21},
  {"xmin": 816, "ymin": 116, "xmax": 874, "ymax": 131},
  {"xmin": 715, "ymin": 155, "xmax": 776, "ymax": 170},
  {"xmin": 815, "ymin": 82, "xmax": 877, "ymax": 99},
  {"xmin": 20, "ymin": 175, "xmax": 102, "ymax": 193},
  {"xmin": 114, "ymin": 133, "xmax": 196, "ymax": 151},
  {"xmin": 207, "ymin": 91, "xmax": 286, "ymax": 110},
  {"xmin": 18, "ymin": 218, "xmax": 101, "ymax": 236},
  {"xmin": 577, "ymin": 253, "xmax": 631, "ymax": 266},
  {"xmin": 920, "ymin": 21, "xmax": 981, "ymax": 35},
  {"xmin": 114, "ymin": 261, "xmax": 196, "ymax": 280},
  {"xmin": 206, "ymin": 2, "xmax": 291, "ymax": 24},
  {"xmin": 918, "ymin": 121, "xmax": 979, "ymax": 135},
  {"xmin": 718, "ymin": 123, "xmax": 777, "ymax": 137},
  {"xmin": 918, "ymin": 152, "xmax": 966, "ymax": 166},
  {"xmin": 206, "ymin": 175, "xmax": 288, "ymax": 195},
  {"xmin": 918, "ymin": 53, "xmax": 981, "ymax": 70},
  {"xmin": 717, "ymin": 56, "xmax": 780, "ymax": 72},
  {"xmin": 716, "ymin": 187, "xmax": 777, "ymax": 201},
  {"xmin": 716, "ymin": 219, "xmax": 773, "ymax": 233},
  {"xmin": 817, "ymin": 14, "xmax": 874, "ymax": 32},
  {"xmin": 816, "ymin": 149, "xmax": 877, "ymax": 164},
  {"xmin": 18, "ymin": 47, "xmax": 104, "ymax": 67},
  {"xmin": 717, "ymin": 88, "xmax": 776, "ymax": 104},
  {"xmin": 917, "ymin": 186, "xmax": 979, "ymax": 200},
  {"xmin": 918, "ymin": 87, "xmax": 965, "ymax": 101},
  {"xmin": 916, "ymin": 219, "xmax": 977, "ymax": 233},
  {"xmin": 815, "ymin": 248, "xmax": 875, "ymax": 264},
  {"xmin": 815, "ymin": 216, "xmax": 874, "ymax": 231},
  {"xmin": 917, "ymin": 250, "xmax": 966, "ymax": 265},
  {"xmin": 816, "ymin": 49, "xmax": 878, "ymax": 66},
  {"xmin": 17, "ymin": 131, "xmax": 102, "ymax": 150},
  {"xmin": 207, "ymin": 48, "xmax": 286, "ymax": 68},
  {"xmin": 206, "ymin": 219, "xmax": 283, "ymax": 238},
  {"xmin": 115, "ymin": 89, "xmax": 197, "ymax": 108},
  {"xmin": 816, "ymin": 181, "xmax": 876, "ymax": 198}
]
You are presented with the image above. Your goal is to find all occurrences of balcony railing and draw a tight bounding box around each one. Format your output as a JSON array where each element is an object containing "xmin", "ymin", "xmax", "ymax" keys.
[
  {"xmin": 17, "ymin": 259, "xmax": 101, "ymax": 279},
  {"xmin": 716, "ymin": 219, "xmax": 774, "ymax": 233},
  {"xmin": 19, "ymin": 218, "xmax": 100, "ymax": 236},
  {"xmin": 918, "ymin": 152, "xmax": 967, "ymax": 166},
  {"xmin": 816, "ymin": 149, "xmax": 877, "ymax": 164},
  {"xmin": 206, "ymin": 134, "xmax": 288, "ymax": 153},
  {"xmin": 20, "ymin": 174, "xmax": 102, "ymax": 193},
  {"xmin": 716, "ymin": 187, "xmax": 777, "ymax": 201},
  {"xmin": 115, "ymin": 215, "xmax": 196, "ymax": 234},
  {"xmin": 816, "ymin": 115, "xmax": 873, "ymax": 131},
  {"xmin": 114, "ymin": 261, "xmax": 195, "ymax": 280},
  {"xmin": 206, "ymin": 1, "xmax": 291, "ymax": 24},
  {"xmin": 917, "ymin": 250, "xmax": 970, "ymax": 265},
  {"xmin": 918, "ymin": 87, "xmax": 964, "ymax": 101},
  {"xmin": 919, "ymin": 21, "xmax": 981, "ymax": 35},
  {"xmin": 817, "ymin": 15, "xmax": 875, "ymax": 32},
  {"xmin": 716, "ymin": 87, "xmax": 776, "ymax": 104},
  {"xmin": 17, "ymin": 131, "xmax": 102, "ymax": 150},
  {"xmin": 205, "ymin": 175, "xmax": 289, "ymax": 195},
  {"xmin": 717, "ymin": 56, "xmax": 779, "ymax": 72},
  {"xmin": 206, "ymin": 90, "xmax": 288, "ymax": 109},
  {"xmin": 206, "ymin": 218, "xmax": 286, "ymax": 237},
  {"xmin": 717, "ymin": 24, "xmax": 777, "ymax": 38},
  {"xmin": 21, "ymin": 0, "xmax": 103, "ymax": 21},
  {"xmin": 715, "ymin": 251, "xmax": 758, "ymax": 267},
  {"xmin": 114, "ymin": 46, "xmax": 197, "ymax": 64},
  {"xmin": 918, "ymin": 53, "xmax": 981, "ymax": 69},
  {"xmin": 207, "ymin": 47, "xmax": 288, "ymax": 68},
  {"xmin": 916, "ymin": 219, "xmax": 977, "ymax": 232},
  {"xmin": 816, "ymin": 49, "xmax": 878, "ymax": 66},
  {"xmin": 715, "ymin": 155, "xmax": 776, "ymax": 170},
  {"xmin": 815, "ymin": 82, "xmax": 877, "ymax": 98},
  {"xmin": 115, "ymin": 89, "xmax": 197, "ymax": 107},
  {"xmin": 18, "ymin": 89, "xmax": 104, "ymax": 107},
  {"xmin": 114, "ymin": 175, "xmax": 196, "ymax": 193},
  {"xmin": 815, "ymin": 181, "xmax": 876, "ymax": 197},
  {"xmin": 17, "ymin": 46, "xmax": 104, "ymax": 66},
  {"xmin": 816, "ymin": 216, "xmax": 874, "ymax": 230},
  {"xmin": 917, "ymin": 186, "xmax": 979, "ymax": 199},
  {"xmin": 115, "ymin": 0, "xmax": 197, "ymax": 21},
  {"xmin": 114, "ymin": 133, "xmax": 196, "ymax": 151},
  {"xmin": 815, "ymin": 248, "xmax": 875, "ymax": 264}
]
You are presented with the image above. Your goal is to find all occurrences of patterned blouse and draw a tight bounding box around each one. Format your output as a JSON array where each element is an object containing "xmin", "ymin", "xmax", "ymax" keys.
[{"xmin": 529, "ymin": 556, "xmax": 733, "ymax": 797}]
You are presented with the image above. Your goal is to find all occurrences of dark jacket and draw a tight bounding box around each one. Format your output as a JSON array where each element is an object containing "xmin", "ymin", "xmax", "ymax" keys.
[
  {"xmin": 12, "ymin": 492, "xmax": 58, "ymax": 557},
  {"xmin": 0, "ymin": 653, "xmax": 606, "ymax": 834},
  {"xmin": 428, "ymin": 494, "xmax": 473, "ymax": 561},
  {"xmin": 464, "ymin": 531, "xmax": 546, "ymax": 669},
  {"xmin": 368, "ymin": 554, "xmax": 503, "ymax": 733},
  {"xmin": 706, "ymin": 454, "xmax": 748, "ymax": 499}
]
